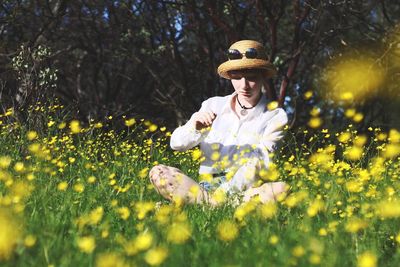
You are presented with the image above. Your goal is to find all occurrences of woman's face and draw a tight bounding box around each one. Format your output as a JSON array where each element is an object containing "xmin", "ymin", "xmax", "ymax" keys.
[{"xmin": 230, "ymin": 70, "xmax": 264, "ymax": 101}]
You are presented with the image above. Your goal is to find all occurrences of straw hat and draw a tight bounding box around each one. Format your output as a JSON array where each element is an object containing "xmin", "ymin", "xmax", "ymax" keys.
[{"xmin": 217, "ymin": 40, "xmax": 277, "ymax": 79}]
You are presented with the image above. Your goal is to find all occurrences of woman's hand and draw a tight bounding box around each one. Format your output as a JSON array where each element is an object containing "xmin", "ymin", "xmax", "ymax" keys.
[{"xmin": 191, "ymin": 111, "xmax": 217, "ymax": 130}]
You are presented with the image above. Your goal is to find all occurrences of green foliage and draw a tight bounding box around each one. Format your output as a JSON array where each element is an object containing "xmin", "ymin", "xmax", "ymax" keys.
[{"xmin": 0, "ymin": 104, "xmax": 399, "ymax": 266}]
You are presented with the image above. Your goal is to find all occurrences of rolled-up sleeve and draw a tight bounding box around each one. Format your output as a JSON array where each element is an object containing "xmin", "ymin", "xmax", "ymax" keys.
[{"xmin": 170, "ymin": 99, "xmax": 212, "ymax": 151}]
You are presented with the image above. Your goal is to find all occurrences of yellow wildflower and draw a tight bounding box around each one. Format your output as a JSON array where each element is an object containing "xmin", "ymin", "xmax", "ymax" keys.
[
  {"xmin": 308, "ymin": 117, "xmax": 322, "ymax": 129},
  {"xmin": 125, "ymin": 118, "xmax": 136, "ymax": 127},
  {"xmin": 292, "ymin": 245, "xmax": 305, "ymax": 257},
  {"xmin": 357, "ymin": 251, "xmax": 377, "ymax": 267},
  {"xmin": 217, "ymin": 220, "xmax": 239, "ymax": 242},
  {"xmin": 144, "ymin": 247, "xmax": 168, "ymax": 266},
  {"xmin": 167, "ymin": 222, "xmax": 191, "ymax": 244},
  {"xmin": 0, "ymin": 156, "xmax": 11, "ymax": 169},
  {"xmin": 57, "ymin": 181, "xmax": 68, "ymax": 191},
  {"xmin": 117, "ymin": 207, "xmax": 130, "ymax": 220},
  {"xmin": 267, "ymin": 101, "xmax": 278, "ymax": 111},
  {"xmin": 73, "ymin": 183, "xmax": 85, "ymax": 193},
  {"xmin": 269, "ymin": 235, "xmax": 279, "ymax": 245},
  {"xmin": 135, "ymin": 232, "xmax": 153, "ymax": 251},
  {"xmin": 96, "ymin": 252, "xmax": 128, "ymax": 267},
  {"xmin": 0, "ymin": 209, "xmax": 22, "ymax": 260},
  {"xmin": 77, "ymin": 236, "xmax": 96, "ymax": 254},
  {"xmin": 24, "ymin": 235, "xmax": 37, "ymax": 247},
  {"xmin": 26, "ymin": 131, "xmax": 38, "ymax": 140},
  {"xmin": 259, "ymin": 202, "xmax": 277, "ymax": 219}
]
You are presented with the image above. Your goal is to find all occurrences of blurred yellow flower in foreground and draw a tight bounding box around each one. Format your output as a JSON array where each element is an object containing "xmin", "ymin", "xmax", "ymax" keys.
[
  {"xmin": 217, "ymin": 220, "xmax": 239, "ymax": 242},
  {"xmin": 357, "ymin": 251, "xmax": 377, "ymax": 267},
  {"xmin": 167, "ymin": 222, "xmax": 192, "ymax": 244},
  {"xmin": 0, "ymin": 209, "xmax": 22, "ymax": 260},
  {"xmin": 144, "ymin": 247, "xmax": 168, "ymax": 266},
  {"xmin": 77, "ymin": 236, "xmax": 96, "ymax": 253},
  {"xmin": 324, "ymin": 56, "xmax": 385, "ymax": 103},
  {"xmin": 134, "ymin": 232, "xmax": 153, "ymax": 251},
  {"xmin": 96, "ymin": 252, "xmax": 128, "ymax": 267}
]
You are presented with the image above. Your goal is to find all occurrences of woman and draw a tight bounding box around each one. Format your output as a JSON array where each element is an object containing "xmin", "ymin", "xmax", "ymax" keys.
[{"xmin": 149, "ymin": 40, "xmax": 288, "ymax": 205}]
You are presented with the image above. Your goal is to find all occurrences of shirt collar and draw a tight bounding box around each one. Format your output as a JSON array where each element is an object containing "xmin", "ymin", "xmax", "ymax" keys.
[{"xmin": 222, "ymin": 92, "xmax": 268, "ymax": 120}]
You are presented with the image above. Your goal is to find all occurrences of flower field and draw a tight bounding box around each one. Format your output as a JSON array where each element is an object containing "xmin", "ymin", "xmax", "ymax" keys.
[{"xmin": 0, "ymin": 103, "xmax": 400, "ymax": 267}]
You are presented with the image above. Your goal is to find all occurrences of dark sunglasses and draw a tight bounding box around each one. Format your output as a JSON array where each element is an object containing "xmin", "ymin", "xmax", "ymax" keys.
[{"xmin": 227, "ymin": 48, "xmax": 258, "ymax": 60}]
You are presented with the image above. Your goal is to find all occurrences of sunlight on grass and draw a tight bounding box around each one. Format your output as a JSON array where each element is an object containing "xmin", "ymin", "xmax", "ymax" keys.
[{"xmin": 0, "ymin": 101, "xmax": 399, "ymax": 266}]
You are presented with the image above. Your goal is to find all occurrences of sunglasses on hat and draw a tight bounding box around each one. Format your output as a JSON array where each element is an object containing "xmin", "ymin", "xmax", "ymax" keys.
[{"xmin": 227, "ymin": 48, "xmax": 258, "ymax": 60}]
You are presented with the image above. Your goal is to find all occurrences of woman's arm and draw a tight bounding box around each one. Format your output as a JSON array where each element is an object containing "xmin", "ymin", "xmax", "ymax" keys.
[{"xmin": 170, "ymin": 99, "xmax": 216, "ymax": 151}]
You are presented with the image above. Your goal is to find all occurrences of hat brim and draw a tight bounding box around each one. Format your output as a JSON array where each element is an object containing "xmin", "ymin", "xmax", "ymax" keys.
[{"xmin": 217, "ymin": 59, "xmax": 277, "ymax": 79}]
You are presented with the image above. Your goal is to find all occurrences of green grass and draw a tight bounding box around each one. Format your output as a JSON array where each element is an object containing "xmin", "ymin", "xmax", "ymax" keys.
[{"xmin": 0, "ymin": 105, "xmax": 399, "ymax": 267}]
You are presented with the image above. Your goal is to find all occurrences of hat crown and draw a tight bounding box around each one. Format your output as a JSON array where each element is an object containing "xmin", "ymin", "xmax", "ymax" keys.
[
  {"xmin": 229, "ymin": 40, "xmax": 268, "ymax": 60},
  {"xmin": 217, "ymin": 39, "xmax": 276, "ymax": 79}
]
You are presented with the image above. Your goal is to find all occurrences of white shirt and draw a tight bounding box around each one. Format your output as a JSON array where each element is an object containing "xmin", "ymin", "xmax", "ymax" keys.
[{"xmin": 170, "ymin": 92, "xmax": 288, "ymax": 192}]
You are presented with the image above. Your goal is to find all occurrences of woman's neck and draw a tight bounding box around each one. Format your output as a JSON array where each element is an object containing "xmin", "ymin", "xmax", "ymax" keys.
[{"xmin": 237, "ymin": 93, "xmax": 262, "ymax": 108}]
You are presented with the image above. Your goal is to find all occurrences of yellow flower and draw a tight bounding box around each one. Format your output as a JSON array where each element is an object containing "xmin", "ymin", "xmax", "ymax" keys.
[
  {"xmin": 135, "ymin": 232, "xmax": 153, "ymax": 251},
  {"xmin": 144, "ymin": 247, "xmax": 168, "ymax": 266},
  {"xmin": 117, "ymin": 207, "xmax": 130, "ymax": 220},
  {"xmin": 353, "ymin": 113, "xmax": 364, "ymax": 123},
  {"xmin": 308, "ymin": 117, "xmax": 322, "ymax": 129},
  {"xmin": 0, "ymin": 156, "xmax": 11, "ymax": 169},
  {"xmin": 211, "ymin": 151, "xmax": 220, "ymax": 161},
  {"xmin": 0, "ymin": 209, "xmax": 22, "ymax": 260},
  {"xmin": 73, "ymin": 183, "xmax": 85, "ymax": 193},
  {"xmin": 148, "ymin": 124, "xmax": 158, "ymax": 132},
  {"xmin": 309, "ymin": 107, "xmax": 320, "ymax": 117},
  {"xmin": 309, "ymin": 254, "xmax": 321, "ymax": 265},
  {"xmin": 24, "ymin": 235, "xmax": 37, "ymax": 247},
  {"xmin": 304, "ymin": 90, "xmax": 313, "ymax": 100},
  {"xmin": 88, "ymin": 207, "xmax": 104, "ymax": 225},
  {"xmin": 345, "ymin": 180, "xmax": 363, "ymax": 193},
  {"xmin": 318, "ymin": 228, "xmax": 328, "ymax": 236},
  {"xmin": 138, "ymin": 167, "xmax": 149, "ymax": 179},
  {"xmin": 167, "ymin": 222, "xmax": 191, "ymax": 244},
  {"xmin": 269, "ymin": 235, "xmax": 279, "ymax": 245},
  {"xmin": 57, "ymin": 181, "xmax": 68, "ymax": 191},
  {"xmin": 357, "ymin": 251, "xmax": 377, "ymax": 267},
  {"xmin": 77, "ymin": 236, "xmax": 96, "ymax": 254},
  {"xmin": 191, "ymin": 149, "xmax": 202, "ymax": 161},
  {"xmin": 69, "ymin": 120, "xmax": 81, "ymax": 134},
  {"xmin": 354, "ymin": 135, "xmax": 368, "ymax": 147},
  {"xmin": 14, "ymin": 162, "xmax": 25, "ymax": 172},
  {"xmin": 307, "ymin": 199, "xmax": 325, "ymax": 217},
  {"xmin": 375, "ymin": 200, "xmax": 400, "ymax": 218},
  {"xmin": 94, "ymin": 122, "xmax": 103, "ymax": 128},
  {"xmin": 217, "ymin": 220, "xmax": 239, "ymax": 242},
  {"xmin": 58, "ymin": 122, "xmax": 66, "ymax": 129},
  {"xmin": 344, "ymin": 146, "xmax": 363, "ymax": 161},
  {"xmin": 345, "ymin": 108, "xmax": 356, "ymax": 118},
  {"xmin": 267, "ymin": 101, "xmax": 278, "ymax": 111},
  {"xmin": 26, "ymin": 131, "xmax": 38, "ymax": 140},
  {"xmin": 382, "ymin": 144, "xmax": 400, "ymax": 159},
  {"xmin": 124, "ymin": 118, "xmax": 136, "ymax": 127},
  {"xmin": 345, "ymin": 218, "xmax": 368, "ymax": 233},
  {"xmin": 259, "ymin": 202, "xmax": 277, "ymax": 219},
  {"xmin": 87, "ymin": 176, "xmax": 96, "ymax": 183},
  {"xmin": 389, "ymin": 129, "xmax": 400, "ymax": 143},
  {"xmin": 96, "ymin": 252, "xmax": 127, "ymax": 267},
  {"xmin": 338, "ymin": 132, "xmax": 351, "ymax": 143},
  {"xmin": 292, "ymin": 245, "xmax": 305, "ymax": 257}
]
